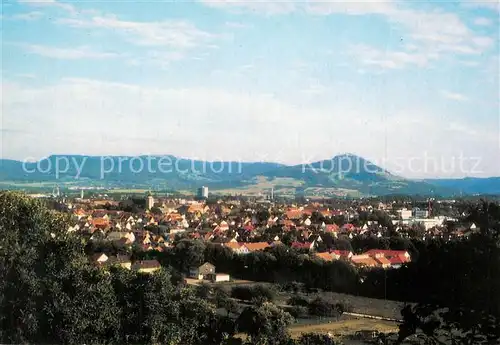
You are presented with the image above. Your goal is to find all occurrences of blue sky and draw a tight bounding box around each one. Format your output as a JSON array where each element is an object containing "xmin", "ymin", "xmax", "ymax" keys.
[{"xmin": 1, "ymin": 0, "xmax": 499, "ymax": 178}]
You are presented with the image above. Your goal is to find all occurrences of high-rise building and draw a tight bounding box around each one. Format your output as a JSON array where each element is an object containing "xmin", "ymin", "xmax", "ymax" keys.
[
  {"xmin": 197, "ymin": 186, "xmax": 209, "ymax": 199},
  {"xmin": 146, "ymin": 193, "xmax": 155, "ymax": 210}
]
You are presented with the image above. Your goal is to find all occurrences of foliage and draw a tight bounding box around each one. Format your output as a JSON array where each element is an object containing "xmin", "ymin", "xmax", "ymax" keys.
[
  {"xmin": 0, "ymin": 192, "xmax": 234, "ymax": 345},
  {"xmin": 395, "ymin": 201, "xmax": 500, "ymax": 344},
  {"xmin": 231, "ymin": 284, "xmax": 275, "ymax": 303},
  {"xmin": 307, "ymin": 297, "xmax": 343, "ymax": 318},
  {"xmin": 287, "ymin": 296, "xmax": 310, "ymax": 307},
  {"xmin": 236, "ymin": 303, "xmax": 294, "ymax": 345}
]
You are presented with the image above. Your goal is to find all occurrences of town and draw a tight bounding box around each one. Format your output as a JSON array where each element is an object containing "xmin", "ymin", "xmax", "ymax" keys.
[
  {"xmin": 49, "ymin": 187, "xmax": 478, "ymax": 274},
  {"xmin": 8, "ymin": 187, "xmax": 496, "ymax": 344}
]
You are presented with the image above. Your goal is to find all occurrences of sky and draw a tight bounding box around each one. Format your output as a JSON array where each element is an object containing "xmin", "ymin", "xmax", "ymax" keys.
[{"xmin": 1, "ymin": 0, "xmax": 499, "ymax": 178}]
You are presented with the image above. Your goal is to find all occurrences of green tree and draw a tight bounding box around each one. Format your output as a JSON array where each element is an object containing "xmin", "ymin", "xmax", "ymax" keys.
[{"xmin": 236, "ymin": 303, "xmax": 294, "ymax": 345}]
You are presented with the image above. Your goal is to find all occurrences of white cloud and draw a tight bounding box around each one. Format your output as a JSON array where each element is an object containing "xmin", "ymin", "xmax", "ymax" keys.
[
  {"xmin": 10, "ymin": 11, "xmax": 43, "ymax": 21},
  {"xmin": 200, "ymin": 0, "xmax": 297, "ymax": 15},
  {"xmin": 18, "ymin": 0, "xmax": 76, "ymax": 14},
  {"xmin": 473, "ymin": 17, "xmax": 493, "ymax": 26},
  {"xmin": 349, "ymin": 44, "xmax": 435, "ymax": 69},
  {"xmin": 462, "ymin": 0, "xmax": 499, "ymax": 11},
  {"xmin": 126, "ymin": 51, "xmax": 185, "ymax": 69},
  {"xmin": 440, "ymin": 90, "xmax": 470, "ymax": 102},
  {"xmin": 201, "ymin": 0, "xmax": 496, "ymax": 69},
  {"xmin": 2, "ymin": 77, "xmax": 497, "ymax": 177},
  {"xmin": 57, "ymin": 15, "xmax": 215, "ymax": 49},
  {"xmin": 306, "ymin": 0, "xmax": 395, "ymax": 16},
  {"xmin": 225, "ymin": 21, "xmax": 251, "ymax": 29},
  {"xmin": 16, "ymin": 43, "xmax": 118, "ymax": 59}
]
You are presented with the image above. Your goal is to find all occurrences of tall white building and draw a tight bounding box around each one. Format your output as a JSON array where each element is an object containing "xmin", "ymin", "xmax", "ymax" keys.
[
  {"xmin": 146, "ymin": 194, "xmax": 155, "ymax": 210},
  {"xmin": 197, "ymin": 186, "xmax": 209, "ymax": 199}
]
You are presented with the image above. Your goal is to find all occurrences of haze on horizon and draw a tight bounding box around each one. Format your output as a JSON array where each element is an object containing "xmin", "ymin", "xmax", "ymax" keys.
[{"xmin": 1, "ymin": 0, "xmax": 499, "ymax": 179}]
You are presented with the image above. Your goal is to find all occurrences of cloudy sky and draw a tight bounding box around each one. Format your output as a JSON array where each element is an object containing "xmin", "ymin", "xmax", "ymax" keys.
[{"xmin": 1, "ymin": 0, "xmax": 499, "ymax": 178}]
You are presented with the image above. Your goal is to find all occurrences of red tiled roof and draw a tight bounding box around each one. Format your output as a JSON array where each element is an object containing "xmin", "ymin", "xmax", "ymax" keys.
[
  {"xmin": 242, "ymin": 242, "xmax": 270, "ymax": 252},
  {"xmin": 331, "ymin": 250, "xmax": 353, "ymax": 258},
  {"xmin": 286, "ymin": 209, "xmax": 303, "ymax": 220},
  {"xmin": 365, "ymin": 249, "xmax": 410, "ymax": 261},
  {"xmin": 291, "ymin": 242, "xmax": 312, "ymax": 249},
  {"xmin": 315, "ymin": 252, "xmax": 339, "ymax": 261},
  {"xmin": 325, "ymin": 224, "xmax": 340, "ymax": 233}
]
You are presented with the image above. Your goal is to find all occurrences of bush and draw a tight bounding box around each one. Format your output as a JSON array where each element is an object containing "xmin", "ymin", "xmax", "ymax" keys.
[
  {"xmin": 251, "ymin": 295, "xmax": 268, "ymax": 306},
  {"xmin": 231, "ymin": 286, "xmax": 254, "ymax": 301},
  {"xmin": 308, "ymin": 297, "xmax": 342, "ymax": 318},
  {"xmin": 253, "ymin": 284, "xmax": 275, "ymax": 302},
  {"xmin": 288, "ymin": 306, "xmax": 308, "ymax": 318},
  {"xmin": 279, "ymin": 282, "xmax": 306, "ymax": 294},
  {"xmin": 287, "ymin": 296, "xmax": 309, "ymax": 307},
  {"xmin": 195, "ymin": 282, "xmax": 212, "ymax": 299},
  {"xmin": 231, "ymin": 284, "xmax": 275, "ymax": 302}
]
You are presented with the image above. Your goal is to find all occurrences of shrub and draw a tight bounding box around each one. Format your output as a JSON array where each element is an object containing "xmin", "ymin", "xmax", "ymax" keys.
[
  {"xmin": 231, "ymin": 284, "xmax": 275, "ymax": 302},
  {"xmin": 231, "ymin": 286, "xmax": 254, "ymax": 301},
  {"xmin": 287, "ymin": 296, "xmax": 309, "ymax": 307},
  {"xmin": 288, "ymin": 306, "xmax": 308, "ymax": 318},
  {"xmin": 308, "ymin": 297, "xmax": 341, "ymax": 318}
]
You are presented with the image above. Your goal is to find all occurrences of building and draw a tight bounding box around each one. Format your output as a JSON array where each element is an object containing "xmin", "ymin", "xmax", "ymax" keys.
[
  {"xmin": 397, "ymin": 208, "xmax": 412, "ymax": 220},
  {"xmin": 146, "ymin": 194, "xmax": 154, "ymax": 210},
  {"xmin": 207, "ymin": 273, "xmax": 231, "ymax": 282},
  {"xmin": 197, "ymin": 186, "xmax": 209, "ymax": 199},
  {"xmin": 132, "ymin": 260, "xmax": 161, "ymax": 273},
  {"xmin": 189, "ymin": 262, "xmax": 216, "ymax": 280},
  {"xmin": 413, "ymin": 207, "xmax": 429, "ymax": 218}
]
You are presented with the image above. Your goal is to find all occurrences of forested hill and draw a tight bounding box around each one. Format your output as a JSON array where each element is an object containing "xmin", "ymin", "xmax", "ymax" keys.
[{"xmin": 2, "ymin": 154, "xmax": 498, "ymax": 196}]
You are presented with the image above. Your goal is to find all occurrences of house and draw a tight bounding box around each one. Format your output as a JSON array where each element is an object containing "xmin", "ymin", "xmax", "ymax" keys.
[
  {"xmin": 92, "ymin": 217, "xmax": 109, "ymax": 230},
  {"xmin": 91, "ymin": 253, "xmax": 109, "ymax": 264},
  {"xmin": 315, "ymin": 251, "xmax": 340, "ymax": 262},
  {"xmin": 286, "ymin": 208, "xmax": 303, "ymax": 220},
  {"xmin": 207, "ymin": 273, "xmax": 231, "ymax": 283},
  {"xmin": 106, "ymin": 231, "xmax": 127, "ymax": 242},
  {"xmin": 104, "ymin": 254, "xmax": 132, "ymax": 269},
  {"xmin": 324, "ymin": 224, "xmax": 340, "ymax": 233},
  {"xmin": 224, "ymin": 242, "xmax": 244, "ymax": 253},
  {"xmin": 189, "ymin": 262, "xmax": 216, "ymax": 280},
  {"xmin": 241, "ymin": 242, "xmax": 271, "ymax": 252},
  {"xmin": 351, "ymin": 254, "xmax": 378, "ymax": 268},
  {"xmin": 132, "ymin": 260, "xmax": 161, "ymax": 273},
  {"xmin": 371, "ymin": 254, "xmax": 391, "ymax": 268},
  {"xmin": 364, "ymin": 249, "xmax": 411, "ymax": 261},
  {"xmin": 331, "ymin": 250, "xmax": 353, "ymax": 260},
  {"xmin": 364, "ymin": 249, "xmax": 411, "ymax": 268}
]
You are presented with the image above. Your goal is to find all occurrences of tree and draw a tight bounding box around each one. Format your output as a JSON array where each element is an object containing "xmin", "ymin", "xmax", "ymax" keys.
[
  {"xmin": 0, "ymin": 192, "xmax": 238, "ymax": 345},
  {"xmin": 396, "ymin": 202, "xmax": 500, "ymax": 345},
  {"xmin": 149, "ymin": 206, "xmax": 163, "ymax": 215},
  {"xmin": 307, "ymin": 297, "xmax": 342, "ymax": 319},
  {"xmin": 236, "ymin": 303, "xmax": 294, "ymax": 345},
  {"xmin": 0, "ymin": 192, "xmax": 120, "ymax": 344},
  {"xmin": 173, "ymin": 239, "xmax": 206, "ymax": 273},
  {"xmin": 287, "ymin": 296, "xmax": 309, "ymax": 307},
  {"xmin": 195, "ymin": 282, "xmax": 213, "ymax": 299}
]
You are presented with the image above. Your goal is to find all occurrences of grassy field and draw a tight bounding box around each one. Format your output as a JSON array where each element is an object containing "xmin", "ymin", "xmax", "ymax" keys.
[
  {"xmin": 214, "ymin": 176, "xmax": 303, "ymax": 196},
  {"xmin": 235, "ymin": 316, "xmax": 399, "ymax": 343},
  {"xmin": 289, "ymin": 316, "xmax": 399, "ymax": 338},
  {"xmin": 289, "ymin": 291, "xmax": 405, "ymax": 320}
]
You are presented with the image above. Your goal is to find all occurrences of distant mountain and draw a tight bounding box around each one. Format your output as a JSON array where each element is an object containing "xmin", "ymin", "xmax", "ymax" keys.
[
  {"xmin": 0, "ymin": 154, "xmax": 498, "ymax": 196},
  {"xmin": 425, "ymin": 177, "xmax": 500, "ymax": 195}
]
